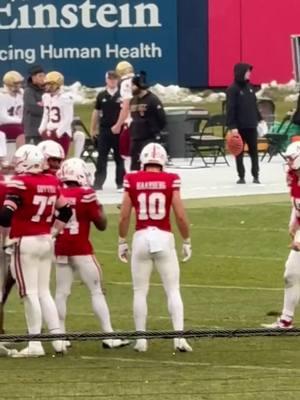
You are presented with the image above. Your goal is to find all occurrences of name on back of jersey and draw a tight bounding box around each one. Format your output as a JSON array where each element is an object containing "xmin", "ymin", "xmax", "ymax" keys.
[
  {"xmin": 36, "ymin": 185, "xmax": 57, "ymax": 194},
  {"xmin": 136, "ymin": 181, "xmax": 166, "ymax": 190}
]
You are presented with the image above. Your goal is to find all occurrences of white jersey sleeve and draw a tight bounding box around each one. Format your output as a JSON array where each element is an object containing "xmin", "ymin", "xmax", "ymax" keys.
[
  {"xmin": 38, "ymin": 93, "xmax": 49, "ymax": 134},
  {"xmin": 120, "ymin": 77, "xmax": 133, "ymax": 101},
  {"xmin": 0, "ymin": 92, "xmax": 23, "ymax": 125},
  {"xmin": 39, "ymin": 92, "xmax": 74, "ymax": 137},
  {"xmin": 56, "ymin": 93, "xmax": 74, "ymax": 138}
]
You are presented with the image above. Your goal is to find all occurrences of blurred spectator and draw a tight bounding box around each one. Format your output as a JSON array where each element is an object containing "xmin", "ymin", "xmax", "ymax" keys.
[
  {"xmin": 129, "ymin": 73, "xmax": 166, "ymax": 170},
  {"xmin": 0, "ymin": 70, "xmax": 24, "ymax": 165},
  {"xmin": 90, "ymin": 71, "xmax": 125, "ymax": 191},
  {"xmin": 226, "ymin": 63, "xmax": 262, "ymax": 184},
  {"xmin": 23, "ymin": 65, "xmax": 45, "ymax": 144}
]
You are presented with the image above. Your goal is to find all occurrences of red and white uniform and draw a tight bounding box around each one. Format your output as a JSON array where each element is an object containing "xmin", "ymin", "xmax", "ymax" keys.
[
  {"xmin": 7, "ymin": 174, "xmax": 60, "ymax": 239},
  {"xmin": 54, "ymin": 185, "xmax": 113, "ymax": 334},
  {"xmin": 0, "ymin": 175, "xmax": 7, "ymax": 302},
  {"xmin": 0, "ymin": 90, "xmax": 24, "ymax": 159},
  {"xmin": 4, "ymin": 173, "xmax": 61, "ymax": 298},
  {"xmin": 55, "ymin": 186, "xmax": 101, "ymax": 256},
  {"xmin": 123, "ymin": 170, "xmax": 181, "ymax": 232},
  {"xmin": 39, "ymin": 91, "xmax": 74, "ymax": 138},
  {"xmin": 123, "ymin": 169, "xmax": 185, "ymax": 336}
]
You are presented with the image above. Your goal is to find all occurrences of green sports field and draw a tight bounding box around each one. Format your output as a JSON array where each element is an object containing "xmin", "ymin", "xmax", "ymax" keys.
[{"xmin": 2, "ymin": 194, "xmax": 300, "ymax": 400}]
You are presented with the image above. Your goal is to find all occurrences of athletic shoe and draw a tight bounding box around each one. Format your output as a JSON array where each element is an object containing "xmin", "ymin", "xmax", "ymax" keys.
[
  {"xmin": 253, "ymin": 178, "xmax": 261, "ymax": 184},
  {"xmin": 261, "ymin": 318, "xmax": 294, "ymax": 329},
  {"xmin": 236, "ymin": 178, "xmax": 246, "ymax": 184},
  {"xmin": 117, "ymin": 186, "xmax": 124, "ymax": 193},
  {"xmin": 102, "ymin": 339, "xmax": 131, "ymax": 349},
  {"xmin": 0, "ymin": 343, "xmax": 18, "ymax": 357},
  {"xmin": 174, "ymin": 338, "xmax": 193, "ymax": 352},
  {"xmin": 52, "ymin": 340, "xmax": 67, "ymax": 353},
  {"xmin": 12, "ymin": 342, "xmax": 45, "ymax": 358},
  {"xmin": 133, "ymin": 339, "xmax": 148, "ymax": 352}
]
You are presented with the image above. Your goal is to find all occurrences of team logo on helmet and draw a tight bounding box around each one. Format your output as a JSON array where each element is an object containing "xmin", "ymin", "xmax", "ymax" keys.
[{"xmin": 13, "ymin": 144, "xmax": 44, "ymax": 174}]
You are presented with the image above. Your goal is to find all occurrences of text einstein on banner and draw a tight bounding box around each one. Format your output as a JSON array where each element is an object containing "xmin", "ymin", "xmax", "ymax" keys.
[
  {"xmin": 0, "ymin": 0, "xmax": 161, "ymax": 29},
  {"xmin": 0, "ymin": 0, "xmax": 178, "ymax": 86}
]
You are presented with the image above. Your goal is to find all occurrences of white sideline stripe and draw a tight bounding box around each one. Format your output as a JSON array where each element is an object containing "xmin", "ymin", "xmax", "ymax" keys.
[
  {"xmin": 80, "ymin": 356, "xmax": 300, "ymax": 373},
  {"xmin": 94, "ymin": 250, "xmax": 284, "ymax": 262},
  {"xmin": 107, "ymin": 281, "xmax": 283, "ymax": 292},
  {"xmin": 191, "ymin": 225, "xmax": 286, "ymax": 233}
]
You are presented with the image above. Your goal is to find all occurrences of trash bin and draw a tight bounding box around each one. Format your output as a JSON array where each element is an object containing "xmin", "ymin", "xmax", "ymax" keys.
[{"xmin": 165, "ymin": 108, "xmax": 209, "ymax": 158}]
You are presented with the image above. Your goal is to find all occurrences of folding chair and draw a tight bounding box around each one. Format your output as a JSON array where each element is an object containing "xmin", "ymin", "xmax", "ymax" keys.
[
  {"xmin": 260, "ymin": 114, "xmax": 292, "ymax": 162},
  {"xmin": 186, "ymin": 113, "xmax": 229, "ymax": 167},
  {"xmin": 72, "ymin": 117, "xmax": 98, "ymax": 166}
]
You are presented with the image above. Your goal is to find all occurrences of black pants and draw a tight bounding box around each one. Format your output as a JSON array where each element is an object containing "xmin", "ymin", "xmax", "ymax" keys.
[
  {"xmin": 236, "ymin": 128, "xmax": 259, "ymax": 179},
  {"xmin": 130, "ymin": 138, "xmax": 154, "ymax": 171},
  {"xmin": 95, "ymin": 127, "xmax": 125, "ymax": 188}
]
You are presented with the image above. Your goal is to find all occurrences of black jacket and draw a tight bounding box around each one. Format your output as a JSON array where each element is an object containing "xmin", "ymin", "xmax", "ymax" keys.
[
  {"xmin": 22, "ymin": 79, "xmax": 44, "ymax": 137},
  {"xmin": 226, "ymin": 63, "xmax": 261, "ymax": 130},
  {"xmin": 130, "ymin": 91, "xmax": 166, "ymax": 141},
  {"xmin": 95, "ymin": 89, "xmax": 121, "ymax": 129}
]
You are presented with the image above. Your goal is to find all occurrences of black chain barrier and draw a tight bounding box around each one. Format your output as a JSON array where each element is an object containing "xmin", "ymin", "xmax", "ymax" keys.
[{"xmin": 0, "ymin": 328, "xmax": 299, "ymax": 343}]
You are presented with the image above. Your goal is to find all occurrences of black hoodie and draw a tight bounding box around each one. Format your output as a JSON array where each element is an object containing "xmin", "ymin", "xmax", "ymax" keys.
[
  {"xmin": 22, "ymin": 77, "xmax": 44, "ymax": 137},
  {"xmin": 226, "ymin": 63, "xmax": 261, "ymax": 130}
]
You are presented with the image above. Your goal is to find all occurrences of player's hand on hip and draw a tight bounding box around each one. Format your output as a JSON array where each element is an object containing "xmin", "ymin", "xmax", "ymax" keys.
[
  {"xmin": 182, "ymin": 238, "xmax": 192, "ymax": 262},
  {"xmin": 118, "ymin": 238, "xmax": 129, "ymax": 263}
]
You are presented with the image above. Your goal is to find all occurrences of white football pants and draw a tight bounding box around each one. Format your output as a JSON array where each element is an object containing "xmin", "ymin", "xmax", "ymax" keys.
[
  {"xmin": 55, "ymin": 255, "xmax": 113, "ymax": 333},
  {"xmin": 73, "ymin": 130, "xmax": 86, "ymax": 158},
  {"xmin": 0, "ymin": 131, "xmax": 7, "ymax": 159},
  {"xmin": 0, "ymin": 247, "xmax": 8, "ymax": 303},
  {"xmin": 10, "ymin": 235, "xmax": 61, "ymax": 335},
  {"xmin": 131, "ymin": 228, "xmax": 184, "ymax": 332},
  {"xmin": 281, "ymin": 249, "xmax": 300, "ymax": 319}
]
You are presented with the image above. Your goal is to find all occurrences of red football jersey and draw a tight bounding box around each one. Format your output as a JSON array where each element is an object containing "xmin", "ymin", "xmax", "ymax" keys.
[
  {"xmin": 123, "ymin": 171, "xmax": 180, "ymax": 232},
  {"xmin": 5, "ymin": 174, "xmax": 61, "ymax": 238},
  {"xmin": 287, "ymin": 168, "xmax": 298, "ymax": 196},
  {"xmin": 55, "ymin": 186, "xmax": 101, "ymax": 256},
  {"xmin": 290, "ymin": 171, "xmax": 300, "ymax": 223}
]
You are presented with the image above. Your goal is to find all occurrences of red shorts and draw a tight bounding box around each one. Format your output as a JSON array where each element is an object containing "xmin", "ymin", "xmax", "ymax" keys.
[
  {"xmin": 41, "ymin": 131, "xmax": 71, "ymax": 156},
  {"xmin": 0, "ymin": 124, "xmax": 24, "ymax": 140},
  {"xmin": 119, "ymin": 126, "xmax": 131, "ymax": 158}
]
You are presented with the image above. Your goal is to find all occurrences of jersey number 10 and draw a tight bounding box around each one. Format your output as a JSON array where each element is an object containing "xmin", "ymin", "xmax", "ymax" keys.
[{"xmin": 137, "ymin": 192, "xmax": 166, "ymax": 220}]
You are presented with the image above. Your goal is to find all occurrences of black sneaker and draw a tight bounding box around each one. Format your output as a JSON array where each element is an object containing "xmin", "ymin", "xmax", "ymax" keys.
[
  {"xmin": 236, "ymin": 178, "xmax": 246, "ymax": 184},
  {"xmin": 253, "ymin": 178, "xmax": 260, "ymax": 184}
]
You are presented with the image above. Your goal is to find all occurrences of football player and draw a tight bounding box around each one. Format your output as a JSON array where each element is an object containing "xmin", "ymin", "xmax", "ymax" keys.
[
  {"xmin": 0, "ymin": 144, "xmax": 72, "ymax": 357},
  {"xmin": 38, "ymin": 71, "xmax": 74, "ymax": 156},
  {"xmin": 262, "ymin": 142, "xmax": 300, "ymax": 329},
  {"xmin": 37, "ymin": 139, "xmax": 65, "ymax": 175},
  {"xmin": 0, "ymin": 174, "xmax": 18, "ymax": 356},
  {"xmin": 118, "ymin": 143, "xmax": 192, "ymax": 352},
  {"xmin": 0, "ymin": 71, "xmax": 25, "ymax": 165},
  {"xmin": 55, "ymin": 158, "xmax": 130, "ymax": 349},
  {"xmin": 112, "ymin": 61, "xmax": 134, "ymax": 158}
]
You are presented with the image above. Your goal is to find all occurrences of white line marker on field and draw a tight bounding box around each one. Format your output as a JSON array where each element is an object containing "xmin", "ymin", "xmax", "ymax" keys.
[
  {"xmin": 80, "ymin": 356, "xmax": 300, "ymax": 373},
  {"xmin": 107, "ymin": 281, "xmax": 283, "ymax": 292},
  {"xmin": 94, "ymin": 250, "xmax": 284, "ymax": 262}
]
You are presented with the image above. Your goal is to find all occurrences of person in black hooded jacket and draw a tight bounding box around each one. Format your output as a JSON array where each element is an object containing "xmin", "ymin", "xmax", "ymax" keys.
[
  {"xmin": 226, "ymin": 63, "xmax": 262, "ymax": 184},
  {"xmin": 23, "ymin": 65, "xmax": 45, "ymax": 143}
]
